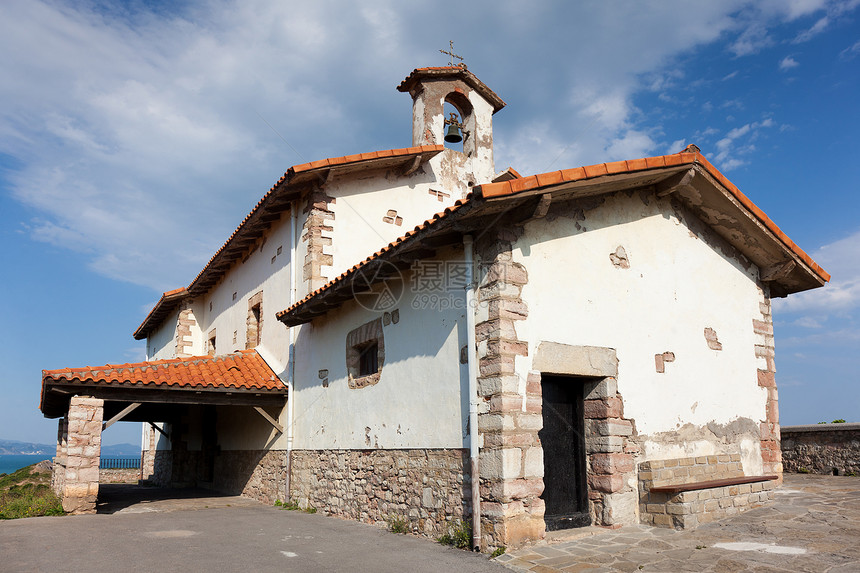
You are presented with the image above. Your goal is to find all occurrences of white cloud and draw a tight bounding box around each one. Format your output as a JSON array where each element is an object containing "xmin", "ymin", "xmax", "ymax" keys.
[
  {"xmin": 795, "ymin": 0, "xmax": 860, "ymax": 42},
  {"xmin": 666, "ymin": 139, "xmax": 687, "ymax": 154},
  {"xmin": 779, "ymin": 56, "xmax": 800, "ymax": 70},
  {"xmin": 841, "ymin": 39, "xmax": 860, "ymax": 59},
  {"xmin": 775, "ymin": 228, "xmax": 860, "ymax": 315},
  {"xmin": 713, "ymin": 118, "xmax": 775, "ymax": 170},
  {"xmin": 1, "ymin": 0, "xmax": 854, "ymax": 294},
  {"xmin": 730, "ymin": 24, "xmax": 774, "ymax": 56},
  {"xmin": 792, "ymin": 316, "xmax": 825, "ymax": 328},
  {"xmin": 605, "ymin": 130, "xmax": 658, "ymax": 161},
  {"xmin": 795, "ymin": 16, "xmax": 831, "ymax": 42}
]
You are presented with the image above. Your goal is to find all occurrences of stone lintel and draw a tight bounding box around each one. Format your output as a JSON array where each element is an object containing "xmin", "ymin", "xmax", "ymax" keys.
[{"xmin": 533, "ymin": 342, "xmax": 618, "ymax": 377}]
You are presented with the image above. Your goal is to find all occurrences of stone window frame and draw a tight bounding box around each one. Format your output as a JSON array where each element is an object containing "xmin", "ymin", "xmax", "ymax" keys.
[
  {"xmin": 246, "ymin": 291, "xmax": 263, "ymax": 350},
  {"xmin": 207, "ymin": 329, "xmax": 216, "ymax": 356},
  {"xmin": 346, "ymin": 318, "xmax": 385, "ymax": 389}
]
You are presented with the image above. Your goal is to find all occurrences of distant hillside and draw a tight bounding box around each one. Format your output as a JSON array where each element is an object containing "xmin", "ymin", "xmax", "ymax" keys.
[
  {"xmin": 0, "ymin": 440, "xmax": 54, "ymax": 455},
  {"xmin": 0, "ymin": 439, "xmax": 140, "ymax": 456},
  {"xmin": 101, "ymin": 443, "xmax": 141, "ymax": 456}
]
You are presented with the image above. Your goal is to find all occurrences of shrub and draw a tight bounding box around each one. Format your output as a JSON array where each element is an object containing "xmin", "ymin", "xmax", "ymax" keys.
[
  {"xmin": 0, "ymin": 484, "xmax": 64, "ymax": 519},
  {"xmin": 274, "ymin": 499, "xmax": 315, "ymax": 513},
  {"xmin": 438, "ymin": 520, "xmax": 472, "ymax": 550},
  {"xmin": 387, "ymin": 515, "xmax": 409, "ymax": 534},
  {"xmin": 0, "ymin": 464, "xmax": 63, "ymax": 520}
]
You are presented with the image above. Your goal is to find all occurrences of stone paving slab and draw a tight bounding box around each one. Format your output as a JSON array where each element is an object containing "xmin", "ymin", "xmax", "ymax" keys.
[{"xmin": 497, "ymin": 474, "xmax": 860, "ymax": 572}]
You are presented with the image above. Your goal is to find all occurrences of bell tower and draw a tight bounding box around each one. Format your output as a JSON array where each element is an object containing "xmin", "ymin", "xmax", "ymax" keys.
[{"xmin": 397, "ymin": 66, "xmax": 505, "ymax": 185}]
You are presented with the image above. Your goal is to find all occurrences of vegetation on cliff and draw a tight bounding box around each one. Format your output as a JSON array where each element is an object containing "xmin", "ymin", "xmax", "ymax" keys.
[{"xmin": 0, "ymin": 463, "xmax": 64, "ymax": 519}]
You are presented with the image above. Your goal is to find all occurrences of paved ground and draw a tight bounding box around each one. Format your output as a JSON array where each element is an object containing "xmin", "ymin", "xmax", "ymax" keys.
[
  {"xmin": 2, "ymin": 475, "xmax": 857, "ymax": 572},
  {"xmin": 0, "ymin": 484, "xmax": 506, "ymax": 573},
  {"xmin": 498, "ymin": 474, "xmax": 860, "ymax": 572}
]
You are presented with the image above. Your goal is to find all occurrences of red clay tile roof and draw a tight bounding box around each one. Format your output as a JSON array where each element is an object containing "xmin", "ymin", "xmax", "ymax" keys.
[
  {"xmin": 133, "ymin": 145, "xmax": 444, "ymax": 340},
  {"xmin": 276, "ymin": 147, "xmax": 829, "ymax": 326},
  {"xmin": 477, "ymin": 148, "xmax": 830, "ymax": 284},
  {"xmin": 397, "ymin": 67, "xmax": 506, "ymax": 113},
  {"xmin": 41, "ymin": 350, "xmax": 285, "ymax": 395}
]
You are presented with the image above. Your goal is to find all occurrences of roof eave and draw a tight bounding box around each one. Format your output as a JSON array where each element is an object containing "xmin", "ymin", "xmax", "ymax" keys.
[
  {"xmin": 397, "ymin": 67, "xmax": 506, "ymax": 113},
  {"xmin": 477, "ymin": 155, "xmax": 829, "ymax": 294},
  {"xmin": 277, "ymin": 152, "xmax": 829, "ymax": 323},
  {"xmin": 133, "ymin": 146, "xmax": 444, "ymax": 340},
  {"xmin": 133, "ymin": 288, "xmax": 189, "ymax": 340}
]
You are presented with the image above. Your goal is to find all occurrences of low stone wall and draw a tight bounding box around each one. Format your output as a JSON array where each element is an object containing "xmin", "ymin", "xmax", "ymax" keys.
[
  {"xmin": 289, "ymin": 449, "xmax": 469, "ymax": 538},
  {"xmin": 781, "ymin": 423, "xmax": 860, "ymax": 476},
  {"xmin": 99, "ymin": 468, "xmax": 141, "ymax": 484},
  {"xmin": 638, "ymin": 455, "xmax": 774, "ymax": 529},
  {"xmin": 149, "ymin": 449, "xmax": 287, "ymax": 504},
  {"xmin": 213, "ymin": 450, "xmax": 287, "ymax": 504},
  {"xmin": 150, "ymin": 450, "xmax": 172, "ymax": 486}
]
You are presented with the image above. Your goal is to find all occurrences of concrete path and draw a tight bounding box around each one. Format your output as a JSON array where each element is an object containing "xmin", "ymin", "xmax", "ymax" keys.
[
  {"xmin": 0, "ymin": 484, "xmax": 506, "ymax": 573},
  {"xmin": 497, "ymin": 474, "xmax": 860, "ymax": 572}
]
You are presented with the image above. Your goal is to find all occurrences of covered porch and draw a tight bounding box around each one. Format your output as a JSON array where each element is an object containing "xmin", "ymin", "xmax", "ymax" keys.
[{"xmin": 40, "ymin": 349, "xmax": 288, "ymax": 514}]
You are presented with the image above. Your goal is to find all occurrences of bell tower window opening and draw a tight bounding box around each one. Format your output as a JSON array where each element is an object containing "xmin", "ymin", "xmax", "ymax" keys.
[
  {"xmin": 443, "ymin": 92, "xmax": 473, "ymax": 154},
  {"xmin": 443, "ymin": 102, "xmax": 464, "ymax": 152}
]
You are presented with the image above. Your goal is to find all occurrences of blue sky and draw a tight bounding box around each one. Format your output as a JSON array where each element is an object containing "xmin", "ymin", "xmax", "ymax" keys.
[{"xmin": 1, "ymin": 0, "xmax": 858, "ymax": 446}]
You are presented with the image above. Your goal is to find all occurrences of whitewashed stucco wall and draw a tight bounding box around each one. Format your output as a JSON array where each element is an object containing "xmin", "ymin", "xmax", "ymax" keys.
[
  {"xmin": 511, "ymin": 193, "xmax": 767, "ymax": 473},
  {"xmin": 325, "ymin": 168, "xmax": 443, "ymax": 279},
  {"xmin": 200, "ymin": 212, "xmax": 293, "ymax": 360},
  {"xmin": 292, "ymin": 257, "xmax": 468, "ymax": 450},
  {"xmin": 146, "ymin": 308, "xmax": 180, "ymax": 360}
]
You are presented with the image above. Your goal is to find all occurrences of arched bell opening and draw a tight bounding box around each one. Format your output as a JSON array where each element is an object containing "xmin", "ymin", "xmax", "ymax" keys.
[{"xmin": 443, "ymin": 91, "xmax": 474, "ymax": 156}]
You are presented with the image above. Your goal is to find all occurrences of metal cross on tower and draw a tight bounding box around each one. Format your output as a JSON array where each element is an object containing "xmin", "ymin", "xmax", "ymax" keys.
[{"xmin": 439, "ymin": 41, "xmax": 464, "ymax": 67}]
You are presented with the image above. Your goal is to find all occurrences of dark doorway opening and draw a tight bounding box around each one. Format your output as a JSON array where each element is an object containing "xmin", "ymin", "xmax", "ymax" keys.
[{"xmin": 539, "ymin": 374, "xmax": 590, "ymax": 530}]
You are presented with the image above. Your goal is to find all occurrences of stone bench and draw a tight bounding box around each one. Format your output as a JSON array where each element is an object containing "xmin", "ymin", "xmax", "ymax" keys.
[{"xmin": 638, "ymin": 455, "xmax": 777, "ymax": 529}]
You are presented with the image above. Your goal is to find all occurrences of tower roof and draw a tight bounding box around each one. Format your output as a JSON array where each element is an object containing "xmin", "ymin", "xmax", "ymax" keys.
[{"xmin": 397, "ymin": 66, "xmax": 506, "ymax": 113}]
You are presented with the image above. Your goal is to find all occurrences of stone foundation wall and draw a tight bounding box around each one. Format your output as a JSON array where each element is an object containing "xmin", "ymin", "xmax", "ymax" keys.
[
  {"xmin": 149, "ymin": 448, "xmax": 287, "ymax": 504},
  {"xmin": 151, "ymin": 450, "xmax": 172, "ymax": 486},
  {"xmin": 781, "ymin": 424, "xmax": 860, "ymax": 476},
  {"xmin": 213, "ymin": 450, "xmax": 288, "ymax": 504},
  {"xmin": 289, "ymin": 449, "xmax": 469, "ymax": 538}
]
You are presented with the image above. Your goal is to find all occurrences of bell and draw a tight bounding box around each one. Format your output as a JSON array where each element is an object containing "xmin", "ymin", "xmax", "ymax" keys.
[{"xmin": 444, "ymin": 122, "xmax": 463, "ymax": 144}]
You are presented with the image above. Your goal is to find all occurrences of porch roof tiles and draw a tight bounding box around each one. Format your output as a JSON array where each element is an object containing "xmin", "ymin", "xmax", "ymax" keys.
[{"xmin": 41, "ymin": 349, "xmax": 285, "ymax": 414}]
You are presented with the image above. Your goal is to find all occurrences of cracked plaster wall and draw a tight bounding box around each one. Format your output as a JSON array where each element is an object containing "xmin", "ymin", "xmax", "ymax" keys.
[{"xmin": 511, "ymin": 191, "xmax": 770, "ymax": 476}]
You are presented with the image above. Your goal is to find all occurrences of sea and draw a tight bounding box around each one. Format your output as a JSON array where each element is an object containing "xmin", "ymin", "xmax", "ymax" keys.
[
  {"xmin": 0, "ymin": 454, "xmax": 50, "ymax": 475},
  {"xmin": 0, "ymin": 454, "xmax": 140, "ymax": 475}
]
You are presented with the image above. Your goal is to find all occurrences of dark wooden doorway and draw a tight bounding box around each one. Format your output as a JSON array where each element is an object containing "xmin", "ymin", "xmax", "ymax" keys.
[{"xmin": 539, "ymin": 375, "xmax": 590, "ymax": 530}]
